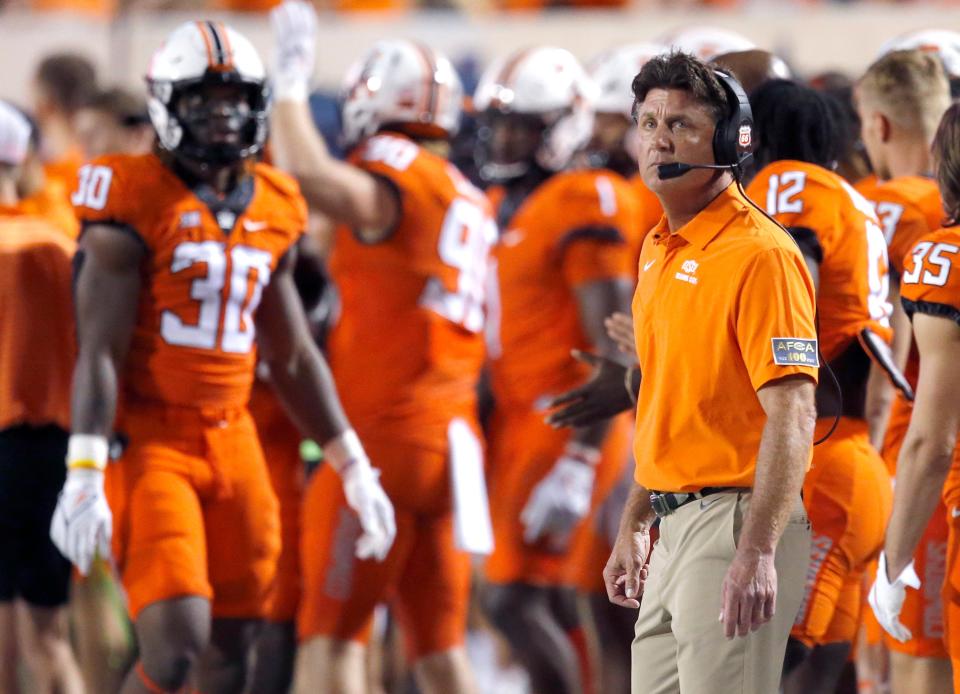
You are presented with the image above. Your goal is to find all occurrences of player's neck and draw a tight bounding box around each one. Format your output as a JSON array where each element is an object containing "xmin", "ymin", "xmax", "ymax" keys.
[
  {"xmin": 39, "ymin": 117, "xmax": 78, "ymax": 163},
  {"xmin": 887, "ymin": 138, "xmax": 933, "ymax": 179},
  {"xmin": 172, "ymin": 155, "xmax": 247, "ymax": 196}
]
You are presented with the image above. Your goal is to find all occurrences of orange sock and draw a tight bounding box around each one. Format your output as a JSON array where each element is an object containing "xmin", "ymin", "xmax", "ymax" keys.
[{"xmin": 567, "ymin": 625, "xmax": 595, "ymax": 694}]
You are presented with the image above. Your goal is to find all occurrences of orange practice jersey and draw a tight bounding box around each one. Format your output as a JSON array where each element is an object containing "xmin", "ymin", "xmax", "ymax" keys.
[
  {"xmin": 900, "ymin": 227, "xmax": 960, "ymax": 502},
  {"xmin": 0, "ymin": 209, "xmax": 76, "ymax": 431},
  {"xmin": 72, "ymin": 153, "xmax": 306, "ymax": 410},
  {"xmin": 487, "ymin": 168, "xmax": 641, "ymax": 406},
  {"xmin": 747, "ymin": 160, "xmax": 892, "ymax": 360},
  {"xmin": 327, "ymin": 134, "xmax": 494, "ymax": 449}
]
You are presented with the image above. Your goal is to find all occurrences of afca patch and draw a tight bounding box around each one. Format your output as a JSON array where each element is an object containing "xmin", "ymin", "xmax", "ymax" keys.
[{"xmin": 771, "ymin": 338, "xmax": 819, "ymax": 367}]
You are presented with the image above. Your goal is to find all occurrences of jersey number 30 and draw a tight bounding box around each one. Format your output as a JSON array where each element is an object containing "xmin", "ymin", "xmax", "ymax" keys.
[{"xmin": 160, "ymin": 241, "xmax": 272, "ymax": 353}]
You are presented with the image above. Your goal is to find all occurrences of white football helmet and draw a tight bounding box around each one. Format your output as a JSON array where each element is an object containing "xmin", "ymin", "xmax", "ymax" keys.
[
  {"xmin": 589, "ymin": 43, "xmax": 665, "ymax": 118},
  {"xmin": 879, "ymin": 29, "xmax": 960, "ymax": 78},
  {"xmin": 659, "ymin": 26, "xmax": 756, "ymax": 62},
  {"xmin": 474, "ymin": 46, "xmax": 597, "ymax": 179},
  {"xmin": 340, "ymin": 40, "xmax": 463, "ymax": 148},
  {"xmin": 146, "ymin": 20, "xmax": 270, "ymax": 164}
]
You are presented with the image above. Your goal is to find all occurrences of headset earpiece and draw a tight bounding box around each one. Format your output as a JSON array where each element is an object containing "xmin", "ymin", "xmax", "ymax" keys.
[{"xmin": 711, "ymin": 70, "xmax": 754, "ymax": 171}]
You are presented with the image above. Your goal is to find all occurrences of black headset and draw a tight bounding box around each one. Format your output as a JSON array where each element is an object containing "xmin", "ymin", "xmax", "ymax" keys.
[{"xmin": 712, "ymin": 69, "xmax": 755, "ymax": 171}]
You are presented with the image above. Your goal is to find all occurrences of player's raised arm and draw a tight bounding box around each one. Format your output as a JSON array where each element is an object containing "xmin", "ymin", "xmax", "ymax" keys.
[
  {"xmin": 50, "ymin": 224, "xmax": 144, "ymax": 576},
  {"xmin": 269, "ymin": 0, "xmax": 400, "ymax": 241}
]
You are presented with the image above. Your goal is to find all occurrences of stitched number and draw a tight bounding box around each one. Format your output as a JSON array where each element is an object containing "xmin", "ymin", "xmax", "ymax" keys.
[
  {"xmin": 902, "ymin": 241, "xmax": 960, "ymax": 287},
  {"xmin": 874, "ymin": 202, "xmax": 904, "ymax": 245},
  {"xmin": 765, "ymin": 171, "xmax": 807, "ymax": 215},
  {"xmin": 419, "ymin": 197, "xmax": 496, "ymax": 333},
  {"xmin": 160, "ymin": 242, "xmax": 272, "ymax": 351},
  {"xmin": 71, "ymin": 165, "xmax": 113, "ymax": 210},
  {"xmin": 865, "ymin": 219, "xmax": 892, "ymax": 324}
]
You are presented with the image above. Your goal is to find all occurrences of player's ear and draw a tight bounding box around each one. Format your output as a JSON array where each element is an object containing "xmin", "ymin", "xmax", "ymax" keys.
[{"xmin": 877, "ymin": 112, "xmax": 892, "ymax": 144}]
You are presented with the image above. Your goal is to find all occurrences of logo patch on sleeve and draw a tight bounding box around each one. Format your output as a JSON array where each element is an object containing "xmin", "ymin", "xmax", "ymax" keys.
[{"xmin": 771, "ymin": 338, "xmax": 819, "ymax": 367}]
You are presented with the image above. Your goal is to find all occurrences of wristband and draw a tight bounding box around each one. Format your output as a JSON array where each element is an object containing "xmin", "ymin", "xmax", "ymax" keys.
[
  {"xmin": 563, "ymin": 441, "xmax": 602, "ymax": 467},
  {"xmin": 324, "ymin": 429, "xmax": 371, "ymax": 476},
  {"xmin": 67, "ymin": 434, "xmax": 109, "ymax": 472}
]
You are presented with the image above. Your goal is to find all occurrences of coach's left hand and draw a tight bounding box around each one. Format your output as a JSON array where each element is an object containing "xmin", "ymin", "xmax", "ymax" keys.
[{"xmin": 720, "ymin": 547, "xmax": 777, "ymax": 639}]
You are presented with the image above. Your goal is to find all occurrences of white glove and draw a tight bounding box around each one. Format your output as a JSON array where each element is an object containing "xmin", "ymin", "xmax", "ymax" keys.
[
  {"xmin": 869, "ymin": 550, "xmax": 921, "ymax": 643},
  {"xmin": 340, "ymin": 461, "xmax": 397, "ymax": 561},
  {"xmin": 521, "ymin": 453, "xmax": 597, "ymax": 546},
  {"xmin": 325, "ymin": 430, "xmax": 396, "ymax": 562},
  {"xmin": 50, "ymin": 468, "xmax": 112, "ymax": 576},
  {"xmin": 270, "ymin": 0, "xmax": 318, "ymax": 102}
]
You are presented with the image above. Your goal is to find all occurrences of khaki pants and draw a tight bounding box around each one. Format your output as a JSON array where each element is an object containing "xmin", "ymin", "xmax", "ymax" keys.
[{"xmin": 631, "ymin": 491, "xmax": 810, "ymax": 694}]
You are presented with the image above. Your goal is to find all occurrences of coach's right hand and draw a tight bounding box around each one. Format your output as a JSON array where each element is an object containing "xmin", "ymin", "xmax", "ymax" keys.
[
  {"xmin": 50, "ymin": 435, "xmax": 112, "ymax": 576},
  {"xmin": 603, "ymin": 523, "xmax": 651, "ymax": 609}
]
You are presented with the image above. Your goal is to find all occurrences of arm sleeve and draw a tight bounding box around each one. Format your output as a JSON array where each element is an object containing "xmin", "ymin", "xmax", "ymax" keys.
[
  {"xmin": 560, "ymin": 230, "xmax": 634, "ymax": 287},
  {"xmin": 735, "ymin": 247, "xmax": 821, "ymax": 390}
]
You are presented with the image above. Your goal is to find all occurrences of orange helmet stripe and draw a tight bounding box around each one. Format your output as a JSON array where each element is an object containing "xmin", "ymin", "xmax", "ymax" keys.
[{"xmin": 195, "ymin": 21, "xmax": 216, "ymax": 68}]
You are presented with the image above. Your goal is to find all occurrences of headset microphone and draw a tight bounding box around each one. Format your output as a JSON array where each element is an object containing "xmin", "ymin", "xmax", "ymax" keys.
[{"xmin": 656, "ymin": 161, "xmax": 739, "ymax": 180}]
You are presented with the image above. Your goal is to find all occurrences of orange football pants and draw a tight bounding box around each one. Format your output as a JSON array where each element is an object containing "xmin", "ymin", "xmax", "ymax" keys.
[
  {"xmin": 484, "ymin": 405, "xmax": 630, "ymax": 589},
  {"xmin": 249, "ymin": 388, "xmax": 305, "ymax": 624},
  {"xmin": 791, "ymin": 417, "xmax": 892, "ymax": 647},
  {"xmin": 107, "ymin": 401, "xmax": 280, "ymax": 621},
  {"xmin": 880, "ymin": 396, "xmax": 949, "ymax": 657},
  {"xmin": 298, "ymin": 427, "xmax": 475, "ymax": 660}
]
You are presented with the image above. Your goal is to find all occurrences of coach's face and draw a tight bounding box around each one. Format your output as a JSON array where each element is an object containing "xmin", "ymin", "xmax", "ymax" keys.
[{"xmin": 635, "ymin": 88, "xmax": 721, "ymax": 197}]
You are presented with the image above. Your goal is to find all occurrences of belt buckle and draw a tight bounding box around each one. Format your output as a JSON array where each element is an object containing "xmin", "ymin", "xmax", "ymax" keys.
[{"xmin": 650, "ymin": 492, "xmax": 673, "ymax": 518}]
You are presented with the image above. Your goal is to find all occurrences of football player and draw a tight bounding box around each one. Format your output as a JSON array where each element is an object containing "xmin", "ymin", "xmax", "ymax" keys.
[
  {"xmin": 744, "ymin": 79, "xmax": 909, "ymax": 694},
  {"xmin": 0, "ymin": 100, "xmax": 84, "ymax": 694},
  {"xmin": 473, "ymin": 45, "xmax": 640, "ymax": 694},
  {"xmin": 855, "ymin": 49, "xmax": 953, "ymax": 694},
  {"xmin": 870, "ymin": 100, "xmax": 960, "ymax": 694},
  {"xmin": 49, "ymin": 21, "xmax": 395, "ymax": 694},
  {"xmin": 270, "ymin": 3, "xmax": 495, "ymax": 693}
]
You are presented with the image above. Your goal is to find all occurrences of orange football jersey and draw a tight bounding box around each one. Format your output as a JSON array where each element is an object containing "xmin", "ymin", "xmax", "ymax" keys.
[
  {"xmin": 327, "ymin": 134, "xmax": 494, "ymax": 450},
  {"xmin": 487, "ymin": 168, "xmax": 642, "ymax": 406},
  {"xmin": 861, "ymin": 176, "xmax": 944, "ymax": 277},
  {"xmin": 72, "ymin": 152, "xmax": 306, "ymax": 409},
  {"xmin": 630, "ymin": 174, "xmax": 664, "ymax": 267},
  {"xmin": 747, "ymin": 160, "xmax": 892, "ymax": 361},
  {"xmin": 900, "ymin": 227, "xmax": 960, "ymax": 502}
]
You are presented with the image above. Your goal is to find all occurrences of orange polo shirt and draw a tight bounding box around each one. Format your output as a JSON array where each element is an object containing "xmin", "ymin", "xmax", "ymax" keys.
[
  {"xmin": 632, "ymin": 183, "xmax": 819, "ymax": 493},
  {"xmin": 0, "ymin": 207, "xmax": 76, "ymax": 432}
]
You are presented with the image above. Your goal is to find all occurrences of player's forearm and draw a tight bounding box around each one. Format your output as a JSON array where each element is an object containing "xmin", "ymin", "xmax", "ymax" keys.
[
  {"xmin": 739, "ymin": 392, "xmax": 814, "ymax": 554},
  {"xmin": 884, "ymin": 431, "xmax": 953, "ymax": 576},
  {"xmin": 620, "ymin": 482, "xmax": 655, "ymax": 534},
  {"xmin": 70, "ymin": 349, "xmax": 120, "ymax": 436},
  {"xmin": 266, "ymin": 340, "xmax": 351, "ymax": 446}
]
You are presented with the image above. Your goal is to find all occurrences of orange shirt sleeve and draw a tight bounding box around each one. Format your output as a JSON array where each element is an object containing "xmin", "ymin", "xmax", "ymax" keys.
[
  {"xmin": 735, "ymin": 246, "xmax": 820, "ymax": 391},
  {"xmin": 888, "ymin": 204, "xmax": 934, "ymax": 278},
  {"xmin": 901, "ymin": 230, "xmax": 960, "ymax": 321}
]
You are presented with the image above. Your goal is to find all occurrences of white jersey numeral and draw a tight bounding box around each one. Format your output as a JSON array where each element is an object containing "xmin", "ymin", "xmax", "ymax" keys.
[{"xmin": 160, "ymin": 241, "xmax": 272, "ymax": 351}]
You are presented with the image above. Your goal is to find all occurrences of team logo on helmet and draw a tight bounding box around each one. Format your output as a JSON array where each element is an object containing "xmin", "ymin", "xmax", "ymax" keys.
[{"xmin": 738, "ymin": 124, "xmax": 752, "ymax": 149}]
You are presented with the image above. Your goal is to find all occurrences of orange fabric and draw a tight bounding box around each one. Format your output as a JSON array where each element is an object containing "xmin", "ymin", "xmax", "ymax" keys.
[
  {"xmin": 328, "ymin": 134, "xmax": 490, "ymax": 452},
  {"xmin": 19, "ymin": 178, "xmax": 80, "ymax": 240},
  {"xmin": 73, "ymin": 153, "xmax": 306, "ymax": 410},
  {"xmin": 861, "ymin": 176, "xmax": 944, "ymax": 277},
  {"xmin": 32, "ymin": 0, "xmax": 114, "ymax": 15},
  {"xmin": 944, "ymin": 510, "xmax": 960, "ymax": 674},
  {"xmin": 632, "ymin": 183, "xmax": 818, "ymax": 493},
  {"xmin": 107, "ymin": 402, "xmax": 280, "ymax": 620},
  {"xmin": 248, "ymin": 382, "xmax": 304, "ymax": 623},
  {"xmin": 746, "ymin": 160, "xmax": 893, "ymax": 361},
  {"xmin": 43, "ymin": 150, "xmax": 84, "ymax": 190},
  {"xmin": 298, "ymin": 434, "xmax": 472, "ymax": 659},
  {"xmin": 488, "ymin": 168, "xmax": 642, "ymax": 408},
  {"xmin": 485, "ymin": 411, "xmax": 630, "ymax": 587},
  {"xmin": 791, "ymin": 417, "xmax": 892, "ymax": 646},
  {"xmin": 0, "ymin": 209, "xmax": 75, "ymax": 431}
]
